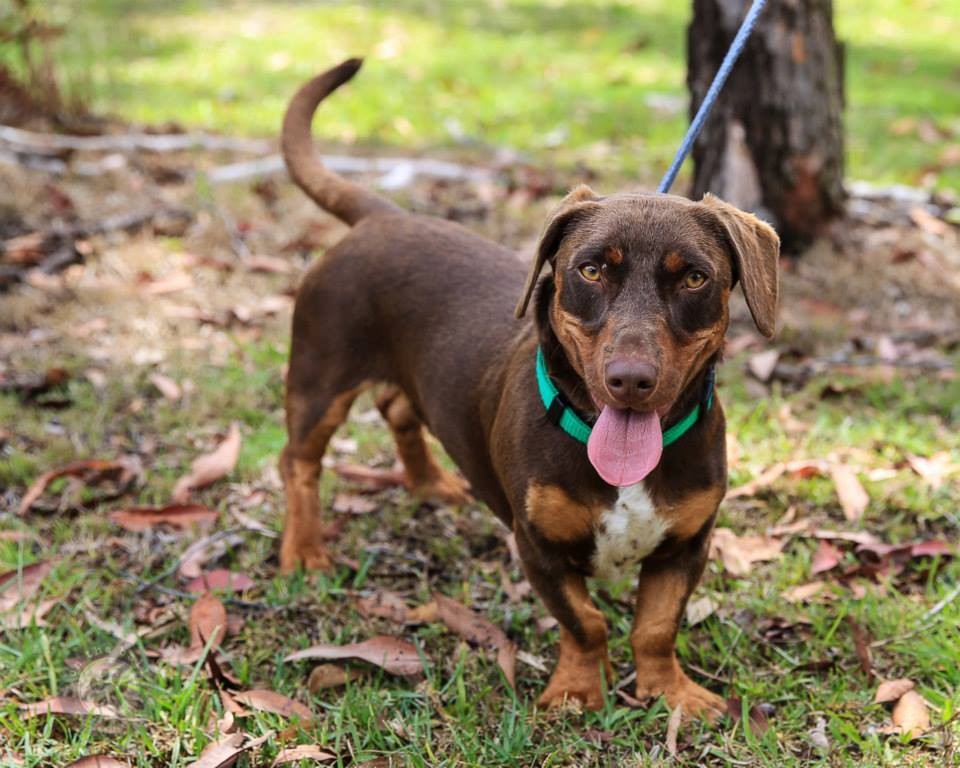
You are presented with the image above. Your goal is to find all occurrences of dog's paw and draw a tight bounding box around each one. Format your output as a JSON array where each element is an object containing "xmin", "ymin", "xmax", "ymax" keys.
[
  {"xmin": 538, "ymin": 678, "xmax": 606, "ymax": 712},
  {"xmin": 279, "ymin": 540, "xmax": 334, "ymax": 573},
  {"xmin": 411, "ymin": 469, "xmax": 472, "ymax": 506},
  {"xmin": 636, "ymin": 672, "xmax": 725, "ymax": 722}
]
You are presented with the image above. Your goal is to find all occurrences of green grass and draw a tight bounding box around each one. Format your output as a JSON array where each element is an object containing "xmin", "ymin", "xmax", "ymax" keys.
[
  {"xmin": 5, "ymin": 0, "xmax": 959, "ymax": 189},
  {"xmin": 2, "ymin": 335, "xmax": 959, "ymax": 765}
]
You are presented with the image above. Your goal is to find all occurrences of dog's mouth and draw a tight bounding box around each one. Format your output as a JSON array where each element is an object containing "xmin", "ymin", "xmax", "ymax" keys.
[{"xmin": 587, "ymin": 404, "xmax": 663, "ymax": 488}]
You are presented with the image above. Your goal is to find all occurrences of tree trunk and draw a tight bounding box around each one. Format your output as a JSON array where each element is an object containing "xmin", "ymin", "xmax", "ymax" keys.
[{"xmin": 687, "ymin": 0, "xmax": 845, "ymax": 250}]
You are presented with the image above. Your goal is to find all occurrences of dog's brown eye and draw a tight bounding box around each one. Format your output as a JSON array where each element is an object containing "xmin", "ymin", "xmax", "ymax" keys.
[
  {"xmin": 579, "ymin": 263, "xmax": 601, "ymax": 282},
  {"xmin": 684, "ymin": 270, "xmax": 707, "ymax": 290}
]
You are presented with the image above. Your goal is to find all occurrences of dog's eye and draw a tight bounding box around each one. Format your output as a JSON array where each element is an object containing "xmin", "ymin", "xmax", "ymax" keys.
[
  {"xmin": 683, "ymin": 270, "xmax": 707, "ymax": 290},
  {"xmin": 578, "ymin": 263, "xmax": 602, "ymax": 282}
]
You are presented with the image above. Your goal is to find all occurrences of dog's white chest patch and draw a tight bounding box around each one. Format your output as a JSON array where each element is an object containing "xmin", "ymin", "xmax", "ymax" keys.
[{"xmin": 592, "ymin": 483, "xmax": 669, "ymax": 581}]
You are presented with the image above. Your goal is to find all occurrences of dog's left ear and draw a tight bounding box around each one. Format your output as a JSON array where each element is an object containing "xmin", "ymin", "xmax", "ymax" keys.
[
  {"xmin": 699, "ymin": 193, "xmax": 780, "ymax": 338},
  {"xmin": 515, "ymin": 184, "xmax": 602, "ymax": 318}
]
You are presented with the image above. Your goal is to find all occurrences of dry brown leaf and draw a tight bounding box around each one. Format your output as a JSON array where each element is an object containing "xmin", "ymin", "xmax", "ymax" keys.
[
  {"xmin": 18, "ymin": 458, "xmax": 141, "ymax": 515},
  {"xmin": 891, "ymin": 690, "xmax": 930, "ymax": 738},
  {"xmin": 172, "ymin": 423, "xmax": 242, "ymax": 503},
  {"xmin": 232, "ymin": 689, "xmax": 312, "ymax": 720},
  {"xmin": 186, "ymin": 570, "xmax": 256, "ymax": 594},
  {"xmin": 285, "ymin": 635, "xmax": 424, "ymax": 677},
  {"xmin": 186, "ymin": 733, "xmax": 246, "ymax": 768},
  {"xmin": 20, "ymin": 696, "xmax": 120, "ymax": 718},
  {"xmin": 0, "ymin": 560, "xmax": 52, "ymax": 612},
  {"xmin": 307, "ymin": 664, "xmax": 363, "ymax": 692},
  {"xmin": 847, "ymin": 617, "xmax": 873, "ymax": 679},
  {"xmin": 811, "ymin": 529, "xmax": 882, "ymax": 546},
  {"xmin": 875, "ymin": 678, "xmax": 915, "ymax": 704},
  {"xmin": 710, "ymin": 528, "xmax": 784, "ymax": 576},
  {"xmin": 177, "ymin": 533, "xmax": 244, "ymax": 579},
  {"xmin": 434, "ymin": 594, "xmax": 517, "ymax": 689},
  {"xmin": 1, "ymin": 596, "xmax": 59, "ymax": 629},
  {"xmin": 332, "ymin": 493, "xmax": 378, "ymax": 515},
  {"xmin": 272, "ymin": 746, "xmax": 337, "ymax": 765},
  {"xmin": 829, "ymin": 465, "xmax": 869, "ymax": 521},
  {"xmin": 190, "ymin": 592, "xmax": 228, "ymax": 653},
  {"xmin": 356, "ymin": 590, "xmax": 409, "ymax": 623},
  {"xmin": 331, "ymin": 462, "xmax": 405, "ymax": 490},
  {"xmin": 906, "ymin": 452, "xmax": 958, "ymax": 489},
  {"xmin": 109, "ymin": 504, "xmax": 218, "ymax": 532},
  {"xmin": 810, "ymin": 539, "xmax": 843, "ymax": 575},
  {"xmin": 405, "ymin": 601, "xmax": 439, "ymax": 624},
  {"xmin": 149, "ymin": 373, "xmax": 182, "ymax": 401},
  {"xmin": 782, "ymin": 581, "xmax": 827, "ymax": 604},
  {"xmin": 64, "ymin": 758, "xmax": 132, "ymax": 768},
  {"xmin": 684, "ymin": 596, "xmax": 717, "ymax": 626},
  {"xmin": 665, "ymin": 702, "xmax": 683, "ymax": 756}
]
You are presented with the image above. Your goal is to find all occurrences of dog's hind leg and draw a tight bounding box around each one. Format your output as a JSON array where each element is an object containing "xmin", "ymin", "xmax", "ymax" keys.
[
  {"xmin": 375, "ymin": 386, "xmax": 471, "ymax": 505},
  {"xmin": 280, "ymin": 383, "xmax": 363, "ymax": 572}
]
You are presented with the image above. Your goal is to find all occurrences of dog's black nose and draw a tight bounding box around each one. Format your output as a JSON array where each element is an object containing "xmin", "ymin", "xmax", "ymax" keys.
[{"xmin": 605, "ymin": 359, "xmax": 658, "ymax": 404}]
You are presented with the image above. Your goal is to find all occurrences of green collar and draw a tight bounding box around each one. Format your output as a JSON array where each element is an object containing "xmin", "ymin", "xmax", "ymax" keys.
[{"xmin": 535, "ymin": 346, "xmax": 714, "ymax": 448}]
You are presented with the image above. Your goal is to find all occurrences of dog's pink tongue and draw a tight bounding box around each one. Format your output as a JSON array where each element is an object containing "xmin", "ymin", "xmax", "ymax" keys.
[{"xmin": 587, "ymin": 406, "xmax": 663, "ymax": 487}]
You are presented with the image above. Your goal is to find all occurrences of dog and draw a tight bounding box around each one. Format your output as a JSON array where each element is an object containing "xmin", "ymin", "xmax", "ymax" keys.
[{"xmin": 278, "ymin": 59, "xmax": 779, "ymax": 719}]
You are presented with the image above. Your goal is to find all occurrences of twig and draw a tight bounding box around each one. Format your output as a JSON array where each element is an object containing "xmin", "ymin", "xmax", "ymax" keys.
[{"xmin": 922, "ymin": 583, "xmax": 960, "ymax": 621}]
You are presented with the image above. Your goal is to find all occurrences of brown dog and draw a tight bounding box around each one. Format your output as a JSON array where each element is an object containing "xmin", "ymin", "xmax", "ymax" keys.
[{"xmin": 278, "ymin": 59, "xmax": 779, "ymax": 718}]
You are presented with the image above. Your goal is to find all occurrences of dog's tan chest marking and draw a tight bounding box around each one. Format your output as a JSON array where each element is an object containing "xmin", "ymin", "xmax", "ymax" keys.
[{"xmin": 592, "ymin": 483, "xmax": 669, "ymax": 581}]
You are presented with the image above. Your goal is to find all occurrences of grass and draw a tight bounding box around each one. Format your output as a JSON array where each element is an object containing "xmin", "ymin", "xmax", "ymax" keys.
[
  {"xmin": 3, "ymin": 0, "xmax": 959, "ymax": 189},
  {"xmin": 2, "ymin": 328, "xmax": 959, "ymax": 765}
]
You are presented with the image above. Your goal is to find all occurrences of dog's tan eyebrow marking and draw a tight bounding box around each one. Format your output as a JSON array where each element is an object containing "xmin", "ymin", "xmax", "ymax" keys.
[
  {"xmin": 663, "ymin": 250, "xmax": 686, "ymax": 272},
  {"xmin": 603, "ymin": 246, "xmax": 623, "ymax": 265}
]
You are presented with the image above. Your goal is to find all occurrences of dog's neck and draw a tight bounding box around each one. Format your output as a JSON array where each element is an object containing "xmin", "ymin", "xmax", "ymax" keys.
[{"xmin": 534, "ymin": 278, "xmax": 720, "ymax": 434}]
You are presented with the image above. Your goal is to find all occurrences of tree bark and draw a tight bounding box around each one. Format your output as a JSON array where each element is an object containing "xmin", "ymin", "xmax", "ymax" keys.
[{"xmin": 687, "ymin": 0, "xmax": 845, "ymax": 250}]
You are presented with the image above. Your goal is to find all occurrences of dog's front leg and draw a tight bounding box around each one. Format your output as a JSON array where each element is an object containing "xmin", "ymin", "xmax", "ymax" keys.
[
  {"xmin": 515, "ymin": 529, "xmax": 612, "ymax": 710},
  {"xmin": 631, "ymin": 534, "xmax": 725, "ymax": 720}
]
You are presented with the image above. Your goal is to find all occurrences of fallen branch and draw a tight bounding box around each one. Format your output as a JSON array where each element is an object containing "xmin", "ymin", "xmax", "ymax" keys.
[
  {"xmin": 206, "ymin": 152, "xmax": 495, "ymax": 189},
  {"xmin": 0, "ymin": 124, "xmax": 272, "ymax": 154}
]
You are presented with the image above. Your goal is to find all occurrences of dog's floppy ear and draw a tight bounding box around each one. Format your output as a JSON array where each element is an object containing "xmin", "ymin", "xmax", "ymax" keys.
[
  {"xmin": 514, "ymin": 184, "xmax": 601, "ymax": 318},
  {"xmin": 699, "ymin": 193, "xmax": 780, "ymax": 338}
]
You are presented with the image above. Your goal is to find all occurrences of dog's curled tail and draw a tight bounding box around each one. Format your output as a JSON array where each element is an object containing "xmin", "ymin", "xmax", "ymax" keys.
[{"xmin": 282, "ymin": 59, "xmax": 401, "ymax": 226}]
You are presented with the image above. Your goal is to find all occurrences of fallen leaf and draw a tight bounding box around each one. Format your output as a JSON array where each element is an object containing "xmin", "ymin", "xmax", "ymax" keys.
[
  {"xmin": 782, "ymin": 581, "xmax": 827, "ymax": 604},
  {"xmin": 909, "ymin": 540, "xmax": 955, "ymax": 558},
  {"xmin": 710, "ymin": 528, "xmax": 784, "ymax": 576},
  {"xmin": 875, "ymin": 678, "xmax": 915, "ymax": 704},
  {"xmin": 172, "ymin": 423, "xmax": 242, "ymax": 503},
  {"xmin": 149, "ymin": 373, "xmax": 182, "ymax": 401},
  {"xmin": 64, "ymin": 758, "xmax": 132, "ymax": 768},
  {"xmin": 405, "ymin": 601, "xmax": 439, "ymax": 624},
  {"xmin": 812, "ymin": 529, "xmax": 882, "ymax": 546},
  {"xmin": 433, "ymin": 594, "xmax": 516, "ymax": 689},
  {"xmin": 307, "ymin": 664, "xmax": 363, "ymax": 692},
  {"xmin": 233, "ymin": 689, "xmax": 312, "ymax": 720},
  {"xmin": 891, "ymin": 690, "xmax": 930, "ymax": 738},
  {"xmin": 18, "ymin": 458, "xmax": 141, "ymax": 515},
  {"xmin": 186, "ymin": 570, "xmax": 256, "ymax": 594},
  {"xmin": 285, "ymin": 635, "xmax": 424, "ymax": 677},
  {"xmin": 906, "ymin": 452, "xmax": 958, "ymax": 489},
  {"xmin": 272, "ymin": 746, "xmax": 336, "ymax": 765},
  {"xmin": 725, "ymin": 698, "xmax": 772, "ymax": 736},
  {"xmin": 356, "ymin": 590, "xmax": 409, "ymax": 623},
  {"xmin": 109, "ymin": 504, "xmax": 218, "ymax": 531},
  {"xmin": 684, "ymin": 596, "xmax": 717, "ymax": 626},
  {"xmin": 0, "ymin": 560, "xmax": 52, "ymax": 612},
  {"xmin": 1, "ymin": 596, "xmax": 59, "ymax": 628},
  {"xmin": 332, "ymin": 493, "xmax": 378, "ymax": 515},
  {"xmin": 811, "ymin": 539, "xmax": 843, "ymax": 575},
  {"xmin": 20, "ymin": 697, "xmax": 120, "ymax": 718},
  {"xmin": 808, "ymin": 716, "xmax": 830, "ymax": 751},
  {"xmin": 190, "ymin": 592, "xmax": 228, "ymax": 653},
  {"xmin": 665, "ymin": 702, "xmax": 682, "ymax": 756},
  {"xmin": 829, "ymin": 465, "xmax": 869, "ymax": 521},
  {"xmin": 186, "ymin": 732, "xmax": 246, "ymax": 768},
  {"xmin": 177, "ymin": 533, "xmax": 245, "ymax": 579},
  {"xmin": 747, "ymin": 349, "xmax": 780, "ymax": 382},
  {"xmin": 331, "ymin": 462, "xmax": 405, "ymax": 490}
]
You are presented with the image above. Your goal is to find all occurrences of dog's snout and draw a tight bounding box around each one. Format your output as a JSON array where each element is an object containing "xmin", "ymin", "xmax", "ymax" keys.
[{"xmin": 604, "ymin": 359, "xmax": 658, "ymax": 405}]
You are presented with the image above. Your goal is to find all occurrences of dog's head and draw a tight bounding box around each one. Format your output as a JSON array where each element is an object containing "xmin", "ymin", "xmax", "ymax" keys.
[{"xmin": 517, "ymin": 185, "xmax": 779, "ymax": 417}]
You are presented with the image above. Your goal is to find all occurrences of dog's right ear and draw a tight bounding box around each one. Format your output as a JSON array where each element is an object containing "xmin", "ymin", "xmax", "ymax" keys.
[{"xmin": 514, "ymin": 185, "xmax": 601, "ymax": 318}]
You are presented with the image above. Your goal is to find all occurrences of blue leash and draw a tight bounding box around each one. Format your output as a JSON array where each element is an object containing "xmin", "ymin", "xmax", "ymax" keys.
[{"xmin": 657, "ymin": 0, "xmax": 769, "ymax": 194}]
